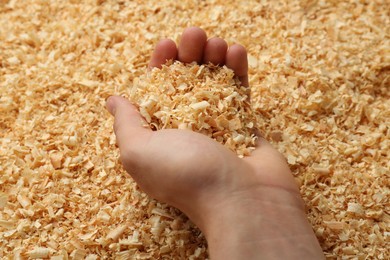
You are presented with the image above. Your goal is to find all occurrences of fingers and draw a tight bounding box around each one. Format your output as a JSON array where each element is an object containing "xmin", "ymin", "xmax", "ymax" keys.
[
  {"xmin": 148, "ymin": 39, "xmax": 178, "ymax": 69},
  {"xmin": 149, "ymin": 27, "xmax": 249, "ymax": 87},
  {"xmin": 225, "ymin": 44, "xmax": 249, "ymax": 87},
  {"xmin": 203, "ymin": 37, "xmax": 228, "ymax": 65},
  {"xmin": 178, "ymin": 27, "xmax": 207, "ymax": 63},
  {"xmin": 106, "ymin": 96, "xmax": 151, "ymax": 152},
  {"xmin": 178, "ymin": 29, "xmax": 248, "ymax": 87}
]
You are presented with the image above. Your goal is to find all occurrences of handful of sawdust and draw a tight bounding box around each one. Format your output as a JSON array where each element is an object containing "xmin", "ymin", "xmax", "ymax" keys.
[{"xmin": 130, "ymin": 61, "xmax": 258, "ymax": 157}]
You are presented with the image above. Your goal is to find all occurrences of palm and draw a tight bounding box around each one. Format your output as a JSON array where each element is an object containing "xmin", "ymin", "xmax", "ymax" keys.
[
  {"xmin": 120, "ymin": 128, "xmax": 233, "ymax": 202},
  {"xmin": 121, "ymin": 127, "xmax": 298, "ymax": 212}
]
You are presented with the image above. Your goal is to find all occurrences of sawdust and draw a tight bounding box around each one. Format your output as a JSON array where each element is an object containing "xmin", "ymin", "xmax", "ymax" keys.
[
  {"xmin": 0, "ymin": 0, "xmax": 389, "ymax": 259},
  {"xmin": 131, "ymin": 61, "xmax": 257, "ymax": 157}
]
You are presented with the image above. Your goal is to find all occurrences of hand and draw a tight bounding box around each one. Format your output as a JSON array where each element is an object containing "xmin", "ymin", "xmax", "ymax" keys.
[
  {"xmin": 106, "ymin": 27, "xmax": 298, "ymax": 223},
  {"xmin": 107, "ymin": 27, "xmax": 324, "ymax": 259}
]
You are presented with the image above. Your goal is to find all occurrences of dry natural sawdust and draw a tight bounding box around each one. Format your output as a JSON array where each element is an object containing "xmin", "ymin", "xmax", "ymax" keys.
[
  {"xmin": 131, "ymin": 61, "xmax": 257, "ymax": 157},
  {"xmin": 0, "ymin": 0, "xmax": 389, "ymax": 259}
]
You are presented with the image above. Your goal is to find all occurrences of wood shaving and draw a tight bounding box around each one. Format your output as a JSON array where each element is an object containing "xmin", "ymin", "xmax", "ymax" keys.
[
  {"xmin": 0, "ymin": 0, "xmax": 389, "ymax": 259},
  {"xmin": 131, "ymin": 61, "xmax": 258, "ymax": 157}
]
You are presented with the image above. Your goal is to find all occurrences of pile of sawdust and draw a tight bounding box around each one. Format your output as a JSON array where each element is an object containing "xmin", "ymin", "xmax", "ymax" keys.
[
  {"xmin": 0, "ymin": 0, "xmax": 388, "ymax": 259},
  {"xmin": 131, "ymin": 61, "xmax": 257, "ymax": 157}
]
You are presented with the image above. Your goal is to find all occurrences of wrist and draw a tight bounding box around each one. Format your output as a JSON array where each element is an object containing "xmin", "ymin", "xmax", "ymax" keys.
[
  {"xmin": 201, "ymin": 185, "xmax": 324, "ymax": 260},
  {"xmin": 203, "ymin": 185, "xmax": 306, "ymax": 238}
]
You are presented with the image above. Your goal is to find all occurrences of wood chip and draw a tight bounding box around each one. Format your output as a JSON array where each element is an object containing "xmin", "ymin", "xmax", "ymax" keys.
[
  {"xmin": 106, "ymin": 224, "xmax": 127, "ymax": 241},
  {"xmin": 25, "ymin": 247, "xmax": 54, "ymax": 259}
]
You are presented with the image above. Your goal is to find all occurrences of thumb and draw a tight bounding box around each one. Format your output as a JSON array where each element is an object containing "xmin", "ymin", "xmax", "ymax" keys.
[
  {"xmin": 106, "ymin": 95, "xmax": 151, "ymax": 152},
  {"xmin": 244, "ymin": 135, "xmax": 300, "ymax": 194}
]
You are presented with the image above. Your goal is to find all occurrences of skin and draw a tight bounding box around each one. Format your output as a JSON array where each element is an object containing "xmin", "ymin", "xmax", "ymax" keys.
[{"xmin": 106, "ymin": 27, "xmax": 325, "ymax": 259}]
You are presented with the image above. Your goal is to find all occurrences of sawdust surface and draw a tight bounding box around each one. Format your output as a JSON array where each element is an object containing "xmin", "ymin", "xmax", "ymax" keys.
[{"xmin": 0, "ymin": 0, "xmax": 389, "ymax": 259}]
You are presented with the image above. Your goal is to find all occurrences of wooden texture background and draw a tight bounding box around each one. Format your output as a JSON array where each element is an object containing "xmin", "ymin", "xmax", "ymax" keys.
[{"xmin": 0, "ymin": 0, "xmax": 389, "ymax": 259}]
